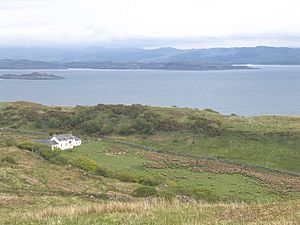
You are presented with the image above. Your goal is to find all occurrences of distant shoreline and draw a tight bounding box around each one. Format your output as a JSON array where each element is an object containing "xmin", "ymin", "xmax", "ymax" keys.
[{"xmin": 0, "ymin": 59, "xmax": 253, "ymax": 70}]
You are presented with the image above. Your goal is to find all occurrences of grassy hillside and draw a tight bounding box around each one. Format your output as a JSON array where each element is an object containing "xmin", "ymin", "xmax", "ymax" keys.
[
  {"xmin": 0, "ymin": 146, "xmax": 299, "ymax": 224},
  {"xmin": 0, "ymin": 145, "xmax": 139, "ymax": 199},
  {"xmin": 61, "ymin": 141, "xmax": 300, "ymax": 202},
  {"xmin": 0, "ymin": 134, "xmax": 299, "ymax": 225},
  {"xmin": 0, "ymin": 101, "xmax": 299, "ymax": 172},
  {"xmin": 0, "ymin": 103, "xmax": 300, "ymax": 224}
]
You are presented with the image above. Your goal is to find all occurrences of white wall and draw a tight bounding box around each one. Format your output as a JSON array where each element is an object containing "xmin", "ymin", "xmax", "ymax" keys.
[{"xmin": 51, "ymin": 137, "xmax": 82, "ymax": 150}]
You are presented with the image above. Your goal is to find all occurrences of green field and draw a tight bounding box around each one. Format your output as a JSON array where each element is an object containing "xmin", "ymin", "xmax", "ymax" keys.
[
  {"xmin": 61, "ymin": 141, "xmax": 298, "ymax": 202},
  {"xmin": 125, "ymin": 130, "xmax": 300, "ymax": 173}
]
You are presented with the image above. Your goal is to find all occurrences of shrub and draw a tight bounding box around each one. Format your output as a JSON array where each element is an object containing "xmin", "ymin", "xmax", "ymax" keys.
[
  {"xmin": 95, "ymin": 166, "xmax": 111, "ymax": 178},
  {"xmin": 139, "ymin": 176, "xmax": 158, "ymax": 186},
  {"xmin": 15, "ymin": 141, "xmax": 68, "ymax": 165},
  {"xmin": 1, "ymin": 156, "xmax": 17, "ymax": 164},
  {"xmin": 132, "ymin": 118, "xmax": 155, "ymax": 135},
  {"xmin": 138, "ymin": 175, "xmax": 165, "ymax": 186},
  {"xmin": 131, "ymin": 186, "xmax": 158, "ymax": 198},
  {"xmin": 34, "ymin": 119, "xmax": 47, "ymax": 129},
  {"xmin": 48, "ymin": 155, "xmax": 69, "ymax": 165},
  {"xmin": 81, "ymin": 120, "xmax": 101, "ymax": 134},
  {"xmin": 189, "ymin": 117, "xmax": 223, "ymax": 136},
  {"xmin": 38, "ymin": 148, "xmax": 56, "ymax": 160},
  {"xmin": 117, "ymin": 124, "xmax": 135, "ymax": 135},
  {"xmin": 92, "ymin": 193, "xmax": 109, "ymax": 200},
  {"xmin": 71, "ymin": 157, "xmax": 99, "ymax": 173},
  {"xmin": 48, "ymin": 117, "xmax": 60, "ymax": 129},
  {"xmin": 15, "ymin": 141, "xmax": 43, "ymax": 152},
  {"xmin": 98, "ymin": 125, "xmax": 113, "ymax": 135},
  {"xmin": 114, "ymin": 172, "xmax": 138, "ymax": 183}
]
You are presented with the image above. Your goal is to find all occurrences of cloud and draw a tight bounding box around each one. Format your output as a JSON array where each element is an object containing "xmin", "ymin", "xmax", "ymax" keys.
[{"xmin": 0, "ymin": 0, "xmax": 300, "ymax": 47}]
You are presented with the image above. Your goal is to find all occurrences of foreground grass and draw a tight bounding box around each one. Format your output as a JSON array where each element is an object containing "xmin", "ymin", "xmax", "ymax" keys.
[{"xmin": 1, "ymin": 199, "xmax": 299, "ymax": 225}]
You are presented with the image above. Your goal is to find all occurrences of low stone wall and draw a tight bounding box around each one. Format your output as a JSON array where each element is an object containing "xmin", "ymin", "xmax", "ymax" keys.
[{"xmin": 99, "ymin": 137, "xmax": 300, "ymax": 177}]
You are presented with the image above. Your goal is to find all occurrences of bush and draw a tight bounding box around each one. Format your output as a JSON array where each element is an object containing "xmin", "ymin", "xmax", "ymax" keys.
[
  {"xmin": 131, "ymin": 186, "xmax": 158, "ymax": 198},
  {"xmin": 48, "ymin": 155, "xmax": 69, "ymax": 165},
  {"xmin": 189, "ymin": 117, "xmax": 223, "ymax": 136},
  {"xmin": 133, "ymin": 118, "xmax": 155, "ymax": 135},
  {"xmin": 71, "ymin": 157, "xmax": 99, "ymax": 173},
  {"xmin": 15, "ymin": 141, "xmax": 68, "ymax": 165},
  {"xmin": 138, "ymin": 175, "xmax": 165, "ymax": 186},
  {"xmin": 81, "ymin": 120, "xmax": 101, "ymax": 134},
  {"xmin": 98, "ymin": 125, "xmax": 113, "ymax": 135},
  {"xmin": 95, "ymin": 166, "xmax": 111, "ymax": 178},
  {"xmin": 92, "ymin": 193, "xmax": 110, "ymax": 200},
  {"xmin": 15, "ymin": 141, "xmax": 43, "ymax": 152},
  {"xmin": 38, "ymin": 148, "xmax": 57, "ymax": 160},
  {"xmin": 114, "ymin": 172, "xmax": 138, "ymax": 183},
  {"xmin": 117, "ymin": 124, "xmax": 135, "ymax": 135},
  {"xmin": 48, "ymin": 117, "xmax": 60, "ymax": 129},
  {"xmin": 34, "ymin": 119, "xmax": 47, "ymax": 129},
  {"xmin": 1, "ymin": 156, "xmax": 17, "ymax": 164}
]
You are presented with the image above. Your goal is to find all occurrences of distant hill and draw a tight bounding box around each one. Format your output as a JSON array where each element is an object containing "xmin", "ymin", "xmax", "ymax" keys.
[
  {"xmin": 0, "ymin": 59, "xmax": 64, "ymax": 69},
  {"xmin": 160, "ymin": 46, "xmax": 300, "ymax": 65},
  {"xmin": 1, "ymin": 46, "xmax": 300, "ymax": 64},
  {"xmin": 0, "ymin": 60, "xmax": 250, "ymax": 70},
  {"xmin": 0, "ymin": 47, "xmax": 183, "ymax": 62}
]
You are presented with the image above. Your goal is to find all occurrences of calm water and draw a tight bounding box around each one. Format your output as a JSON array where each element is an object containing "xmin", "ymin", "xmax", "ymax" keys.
[{"xmin": 0, "ymin": 65, "xmax": 299, "ymax": 116}]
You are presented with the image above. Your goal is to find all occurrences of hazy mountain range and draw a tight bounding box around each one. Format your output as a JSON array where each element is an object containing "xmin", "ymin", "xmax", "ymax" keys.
[{"xmin": 0, "ymin": 46, "xmax": 299, "ymax": 64}]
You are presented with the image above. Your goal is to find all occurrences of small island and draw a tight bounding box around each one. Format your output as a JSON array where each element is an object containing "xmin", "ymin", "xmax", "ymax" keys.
[{"xmin": 0, "ymin": 72, "xmax": 65, "ymax": 80}]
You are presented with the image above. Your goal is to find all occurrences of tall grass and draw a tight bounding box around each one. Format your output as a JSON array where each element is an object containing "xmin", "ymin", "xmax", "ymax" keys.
[{"xmin": 3, "ymin": 199, "xmax": 300, "ymax": 225}]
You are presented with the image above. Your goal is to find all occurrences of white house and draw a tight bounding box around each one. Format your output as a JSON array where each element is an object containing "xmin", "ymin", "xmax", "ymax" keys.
[{"xmin": 50, "ymin": 134, "xmax": 82, "ymax": 150}]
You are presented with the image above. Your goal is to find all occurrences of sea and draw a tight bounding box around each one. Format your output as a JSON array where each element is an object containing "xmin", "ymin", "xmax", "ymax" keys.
[{"xmin": 0, "ymin": 65, "xmax": 299, "ymax": 116}]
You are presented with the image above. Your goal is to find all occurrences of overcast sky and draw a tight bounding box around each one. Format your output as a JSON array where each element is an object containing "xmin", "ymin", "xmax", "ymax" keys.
[{"xmin": 1, "ymin": 0, "xmax": 300, "ymax": 48}]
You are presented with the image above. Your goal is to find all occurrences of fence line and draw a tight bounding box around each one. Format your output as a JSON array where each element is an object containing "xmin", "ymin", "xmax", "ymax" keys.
[{"xmin": 0, "ymin": 127, "xmax": 48, "ymax": 135}]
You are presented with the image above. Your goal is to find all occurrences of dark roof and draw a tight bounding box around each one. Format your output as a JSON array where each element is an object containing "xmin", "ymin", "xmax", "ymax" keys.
[
  {"xmin": 51, "ymin": 140, "xmax": 59, "ymax": 145},
  {"xmin": 30, "ymin": 139, "xmax": 59, "ymax": 146},
  {"xmin": 52, "ymin": 134, "xmax": 80, "ymax": 141},
  {"xmin": 30, "ymin": 139, "xmax": 52, "ymax": 145}
]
